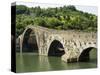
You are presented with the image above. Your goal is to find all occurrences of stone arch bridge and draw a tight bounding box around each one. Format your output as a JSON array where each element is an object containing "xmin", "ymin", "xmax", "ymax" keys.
[{"xmin": 17, "ymin": 25, "xmax": 97, "ymax": 63}]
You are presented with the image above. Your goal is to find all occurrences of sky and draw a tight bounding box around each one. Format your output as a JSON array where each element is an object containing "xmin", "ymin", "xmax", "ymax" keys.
[{"xmin": 16, "ymin": 1, "xmax": 98, "ymax": 15}]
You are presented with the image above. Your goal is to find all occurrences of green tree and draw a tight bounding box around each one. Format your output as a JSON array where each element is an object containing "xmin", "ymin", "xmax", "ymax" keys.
[{"xmin": 34, "ymin": 17, "xmax": 47, "ymax": 27}]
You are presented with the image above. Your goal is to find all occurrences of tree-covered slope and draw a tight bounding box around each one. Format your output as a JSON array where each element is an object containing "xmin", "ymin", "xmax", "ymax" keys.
[{"xmin": 16, "ymin": 5, "xmax": 97, "ymax": 36}]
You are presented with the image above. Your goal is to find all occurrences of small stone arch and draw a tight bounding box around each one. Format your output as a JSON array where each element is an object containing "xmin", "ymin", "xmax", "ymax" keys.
[
  {"xmin": 48, "ymin": 40, "xmax": 65, "ymax": 57},
  {"xmin": 78, "ymin": 46, "xmax": 97, "ymax": 62}
]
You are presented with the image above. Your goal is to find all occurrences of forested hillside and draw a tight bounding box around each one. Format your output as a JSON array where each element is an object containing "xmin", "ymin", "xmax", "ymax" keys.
[{"xmin": 16, "ymin": 5, "xmax": 97, "ymax": 36}]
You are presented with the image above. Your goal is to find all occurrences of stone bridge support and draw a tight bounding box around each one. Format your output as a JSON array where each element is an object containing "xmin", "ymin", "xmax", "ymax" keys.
[
  {"xmin": 61, "ymin": 40, "xmax": 97, "ymax": 63},
  {"xmin": 17, "ymin": 25, "xmax": 97, "ymax": 63}
]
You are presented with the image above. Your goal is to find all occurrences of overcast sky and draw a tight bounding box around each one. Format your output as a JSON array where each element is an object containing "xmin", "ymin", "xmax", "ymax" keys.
[{"xmin": 16, "ymin": 1, "xmax": 98, "ymax": 15}]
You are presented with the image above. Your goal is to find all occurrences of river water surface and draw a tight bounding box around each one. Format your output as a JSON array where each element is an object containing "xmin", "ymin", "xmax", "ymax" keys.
[{"xmin": 16, "ymin": 49, "xmax": 97, "ymax": 73}]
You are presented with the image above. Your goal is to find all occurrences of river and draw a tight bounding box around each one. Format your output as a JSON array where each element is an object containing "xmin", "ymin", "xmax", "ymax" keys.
[{"xmin": 16, "ymin": 49, "xmax": 97, "ymax": 73}]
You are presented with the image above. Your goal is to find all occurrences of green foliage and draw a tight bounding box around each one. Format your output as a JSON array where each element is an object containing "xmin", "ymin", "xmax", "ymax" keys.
[
  {"xmin": 16, "ymin": 5, "xmax": 30, "ymax": 14},
  {"xmin": 66, "ymin": 5, "xmax": 77, "ymax": 11},
  {"xmin": 16, "ymin": 5, "xmax": 97, "ymax": 36},
  {"xmin": 33, "ymin": 17, "xmax": 47, "ymax": 27},
  {"xmin": 62, "ymin": 5, "xmax": 77, "ymax": 12},
  {"xmin": 47, "ymin": 17, "xmax": 63, "ymax": 28}
]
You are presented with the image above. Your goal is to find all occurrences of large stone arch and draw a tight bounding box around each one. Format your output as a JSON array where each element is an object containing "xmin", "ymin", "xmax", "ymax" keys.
[
  {"xmin": 78, "ymin": 46, "xmax": 97, "ymax": 62},
  {"xmin": 23, "ymin": 28, "xmax": 38, "ymax": 52},
  {"xmin": 20, "ymin": 26, "xmax": 40, "ymax": 54},
  {"xmin": 47, "ymin": 39, "xmax": 65, "ymax": 57}
]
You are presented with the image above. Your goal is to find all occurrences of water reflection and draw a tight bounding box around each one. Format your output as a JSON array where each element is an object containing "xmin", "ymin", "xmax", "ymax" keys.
[
  {"xmin": 38, "ymin": 56, "xmax": 51, "ymax": 71},
  {"xmin": 16, "ymin": 49, "xmax": 97, "ymax": 73},
  {"xmin": 19, "ymin": 53, "xmax": 25, "ymax": 72}
]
